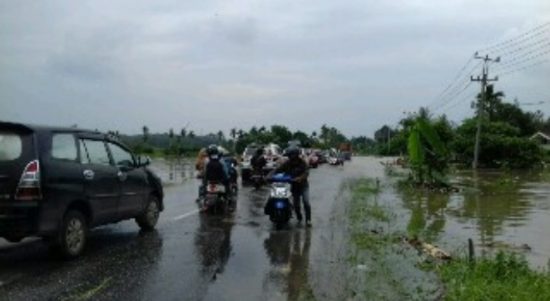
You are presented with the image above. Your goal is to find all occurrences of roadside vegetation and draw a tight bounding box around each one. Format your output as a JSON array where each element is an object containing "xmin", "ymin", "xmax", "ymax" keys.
[
  {"xmin": 438, "ymin": 252, "xmax": 550, "ymax": 301},
  {"xmin": 346, "ymin": 178, "xmax": 441, "ymax": 301},
  {"xmin": 374, "ymin": 86, "xmax": 548, "ymax": 169},
  {"xmin": 347, "ymin": 176, "xmax": 550, "ymax": 301}
]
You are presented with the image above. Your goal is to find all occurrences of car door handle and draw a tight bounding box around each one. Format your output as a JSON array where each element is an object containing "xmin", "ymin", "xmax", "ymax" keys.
[
  {"xmin": 83, "ymin": 169, "xmax": 95, "ymax": 180},
  {"xmin": 117, "ymin": 171, "xmax": 128, "ymax": 182}
]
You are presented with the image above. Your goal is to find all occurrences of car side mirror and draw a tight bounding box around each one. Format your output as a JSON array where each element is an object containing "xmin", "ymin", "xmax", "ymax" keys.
[
  {"xmin": 136, "ymin": 155, "xmax": 151, "ymax": 167},
  {"xmin": 119, "ymin": 160, "xmax": 135, "ymax": 171}
]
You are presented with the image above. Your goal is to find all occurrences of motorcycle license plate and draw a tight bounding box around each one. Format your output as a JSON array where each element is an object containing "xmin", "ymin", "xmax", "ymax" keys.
[{"xmin": 208, "ymin": 184, "xmax": 225, "ymax": 193}]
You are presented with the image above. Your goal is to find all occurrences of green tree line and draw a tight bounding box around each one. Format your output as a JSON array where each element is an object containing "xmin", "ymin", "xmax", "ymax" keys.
[
  {"xmin": 374, "ymin": 85, "xmax": 548, "ymax": 170},
  {"xmin": 114, "ymin": 124, "xmax": 375, "ymax": 157}
]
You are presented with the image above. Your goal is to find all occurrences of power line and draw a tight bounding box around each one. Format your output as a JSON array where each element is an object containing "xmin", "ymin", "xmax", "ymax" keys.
[
  {"xmin": 426, "ymin": 55, "xmax": 476, "ymax": 109},
  {"xmin": 495, "ymin": 58, "xmax": 549, "ymax": 77},
  {"xmin": 485, "ymin": 28, "xmax": 550, "ymax": 56},
  {"xmin": 440, "ymin": 91, "xmax": 478, "ymax": 114},
  {"xmin": 493, "ymin": 49, "xmax": 550, "ymax": 75},
  {"xmin": 433, "ymin": 81, "xmax": 475, "ymax": 112},
  {"xmin": 443, "ymin": 92, "xmax": 477, "ymax": 121},
  {"xmin": 427, "ymin": 22, "xmax": 549, "ymax": 120},
  {"xmin": 490, "ymin": 38, "xmax": 550, "ymax": 58},
  {"xmin": 478, "ymin": 22, "xmax": 550, "ymax": 52},
  {"xmin": 494, "ymin": 43, "xmax": 550, "ymax": 69},
  {"xmin": 431, "ymin": 61, "xmax": 483, "ymax": 111}
]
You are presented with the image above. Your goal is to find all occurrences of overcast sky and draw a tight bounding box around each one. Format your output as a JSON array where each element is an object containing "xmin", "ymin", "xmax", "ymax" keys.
[{"xmin": 1, "ymin": 0, "xmax": 549, "ymax": 137}]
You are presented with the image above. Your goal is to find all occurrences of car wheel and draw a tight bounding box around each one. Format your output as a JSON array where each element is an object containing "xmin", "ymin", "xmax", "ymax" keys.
[
  {"xmin": 136, "ymin": 195, "xmax": 160, "ymax": 231},
  {"xmin": 56, "ymin": 210, "xmax": 87, "ymax": 258}
]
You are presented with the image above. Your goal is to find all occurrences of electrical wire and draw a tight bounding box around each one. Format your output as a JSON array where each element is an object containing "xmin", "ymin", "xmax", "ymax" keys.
[
  {"xmin": 478, "ymin": 22, "xmax": 550, "ymax": 53},
  {"xmin": 495, "ymin": 43, "xmax": 550, "ymax": 70},
  {"xmin": 495, "ymin": 58, "xmax": 549, "ymax": 77},
  {"xmin": 426, "ymin": 55, "xmax": 475, "ymax": 108}
]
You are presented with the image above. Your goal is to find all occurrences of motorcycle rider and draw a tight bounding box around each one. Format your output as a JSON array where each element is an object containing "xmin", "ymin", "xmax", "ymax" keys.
[
  {"xmin": 251, "ymin": 147, "xmax": 267, "ymax": 186},
  {"xmin": 270, "ymin": 145, "xmax": 311, "ymax": 227},
  {"xmin": 201, "ymin": 145, "xmax": 232, "ymax": 210},
  {"xmin": 222, "ymin": 152, "xmax": 239, "ymax": 190},
  {"xmin": 195, "ymin": 148, "xmax": 208, "ymax": 178}
]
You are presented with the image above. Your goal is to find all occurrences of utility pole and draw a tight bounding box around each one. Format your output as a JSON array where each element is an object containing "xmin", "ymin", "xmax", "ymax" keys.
[
  {"xmin": 471, "ymin": 53, "xmax": 499, "ymax": 169},
  {"xmin": 387, "ymin": 126, "xmax": 391, "ymax": 153}
]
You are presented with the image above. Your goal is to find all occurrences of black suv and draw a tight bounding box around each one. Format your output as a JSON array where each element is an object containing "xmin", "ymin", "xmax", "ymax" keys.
[{"xmin": 0, "ymin": 122, "xmax": 164, "ymax": 258}]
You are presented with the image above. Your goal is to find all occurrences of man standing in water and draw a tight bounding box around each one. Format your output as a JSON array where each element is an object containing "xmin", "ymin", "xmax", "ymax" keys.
[{"xmin": 271, "ymin": 146, "xmax": 311, "ymax": 227}]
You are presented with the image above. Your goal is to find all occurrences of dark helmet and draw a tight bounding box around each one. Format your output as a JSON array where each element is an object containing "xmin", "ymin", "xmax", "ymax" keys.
[
  {"xmin": 207, "ymin": 144, "xmax": 220, "ymax": 159},
  {"xmin": 256, "ymin": 147, "xmax": 264, "ymax": 156},
  {"xmin": 286, "ymin": 145, "xmax": 300, "ymax": 159}
]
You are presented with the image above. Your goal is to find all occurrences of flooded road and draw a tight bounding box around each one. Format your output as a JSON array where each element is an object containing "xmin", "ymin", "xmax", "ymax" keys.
[
  {"xmin": 2, "ymin": 157, "xmax": 549, "ymax": 300},
  {"xmin": 0, "ymin": 158, "xmax": 374, "ymax": 301}
]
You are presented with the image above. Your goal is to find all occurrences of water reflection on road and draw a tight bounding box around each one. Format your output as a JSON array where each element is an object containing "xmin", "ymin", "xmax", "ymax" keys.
[
  {"xmin": 264, "ymin": 229, "xmax": 313, "ymax": 301},
  {"xmin": 398, "ymin": 169, "xmax": 550, "ymax": 267},
  {"xmin": 195, "ymin": 215, "xmax": 235, "ymax": 281}
]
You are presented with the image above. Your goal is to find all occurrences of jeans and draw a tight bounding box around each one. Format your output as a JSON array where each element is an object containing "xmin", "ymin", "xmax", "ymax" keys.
[{"xmin": 292, "ymin": 186, "xmax": 311, "ymax": 221}]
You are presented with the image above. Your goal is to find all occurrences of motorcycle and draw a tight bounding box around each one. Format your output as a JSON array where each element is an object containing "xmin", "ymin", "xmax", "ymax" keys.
[
  {"xmin": 328, "ymin": 156, "xmax": 344, "ymax": 166},
  {"xmin": 200, "ymin": 181, "xmax": 230, "ymax": 214},
  {"xmin": 264, "ymin": 173, "xmax": 293, "ymax": 229},
  {"xmin": 251, "ymin": 168, "xmax": 264, "ymax": 190}
]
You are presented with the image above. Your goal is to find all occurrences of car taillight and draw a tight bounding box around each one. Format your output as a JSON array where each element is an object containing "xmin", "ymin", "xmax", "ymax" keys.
[{"xmin": 15, "ymin": 160, "xmax": 42, "ymax": 201}]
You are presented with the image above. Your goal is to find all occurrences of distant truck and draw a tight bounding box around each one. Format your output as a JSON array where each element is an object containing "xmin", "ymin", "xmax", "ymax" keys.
[{"xmin": 339, "ymin": 143, "xmax": 352, "ymax": 161}]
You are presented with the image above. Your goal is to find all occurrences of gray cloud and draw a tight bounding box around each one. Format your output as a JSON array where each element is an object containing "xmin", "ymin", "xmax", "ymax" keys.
[{"xmin": 0, "ymin": 0, "xmax": 549, "ymax": 137}]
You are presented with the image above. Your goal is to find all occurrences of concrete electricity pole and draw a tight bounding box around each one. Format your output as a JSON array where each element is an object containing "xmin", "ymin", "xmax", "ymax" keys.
[{"xmin": 471, "ymin": 53, "xmax": 499, "ymax": 169}]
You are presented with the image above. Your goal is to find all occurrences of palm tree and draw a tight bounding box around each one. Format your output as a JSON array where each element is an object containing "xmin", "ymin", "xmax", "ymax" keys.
[
  {"xmin": 417, "ymin": 107, "xmax": 432, "ymax": 120},
  {"xmin": 217, "ymin": 130, "xmax": 225, "ymax": 142},
  {"xmin": 481, "ymin": 84, "xmax": 505, "ymax": 121},
  {"xmin": 142, "ymin": 126, "xmax": 149, "ymax": 142},
  {"xmin": 320, "ymin": 124, "xmax": 329, "ymax": 146}
]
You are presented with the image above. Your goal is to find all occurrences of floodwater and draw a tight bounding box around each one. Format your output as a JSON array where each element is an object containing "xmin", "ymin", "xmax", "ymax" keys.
[
  {"xmin": 396, "ymin": 168, "xmax": 550, "ymax": 268},
  {"xmin": 147, "ymin": 157, "xmax": 195, "ymax": 184}
]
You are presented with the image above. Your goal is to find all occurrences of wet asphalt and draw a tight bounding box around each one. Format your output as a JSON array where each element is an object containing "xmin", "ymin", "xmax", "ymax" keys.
[{"xmin": 0, "ymin": 159, "xmax": 375, "ymax": 301}]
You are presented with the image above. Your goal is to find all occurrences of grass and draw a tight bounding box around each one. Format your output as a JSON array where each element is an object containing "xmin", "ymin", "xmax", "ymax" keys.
[
  {"xmin": 348, "ymin": 177, "xmax": 402, "ymax": 253},
  {"xmin": 438, "ymin": 252, "xmax": 550, "ymax": 301},
  {"xmin": 349, "ymin": 178, "xmax": 387, "ymax": 224},
  {"xmin": 345, "ymin": 178, "xmax": 441, "ymax": 300}
]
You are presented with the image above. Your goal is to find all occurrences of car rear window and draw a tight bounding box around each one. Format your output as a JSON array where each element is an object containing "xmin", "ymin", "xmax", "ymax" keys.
[
  {"xmin": 245, "ymin": 148, "xmax": 257, "ymax": 156},
  {"xmin": 0, "ymin": 131, "xmax": 22, "ymax": 161}
]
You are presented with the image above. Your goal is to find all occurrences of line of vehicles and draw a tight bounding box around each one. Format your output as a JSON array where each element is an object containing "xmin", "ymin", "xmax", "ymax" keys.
[
  {"xmin": 206, "ymin": 142, "xmax": 351, "ymax": 228},
  {"xmin": 239, "ymin": 143, "xmax": 350, "ymax": 184},
  {"xmin": 0, "ymin": 122, "xmax": 352, "ymax": 258}
]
